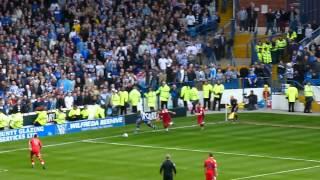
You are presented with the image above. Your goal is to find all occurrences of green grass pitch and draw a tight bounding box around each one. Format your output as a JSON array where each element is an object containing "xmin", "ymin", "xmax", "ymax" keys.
[{"xmin": 1, "ymin": 113, "xmax": 320, "ymax": 180}]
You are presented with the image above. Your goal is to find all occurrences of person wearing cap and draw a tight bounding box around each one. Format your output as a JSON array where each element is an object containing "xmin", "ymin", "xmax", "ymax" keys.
[
  {"xmin": 202, "ymin": 80, "xmax": 213, "ymax": 109},
  {"xmin": 129, "ymin": 86, "xmax": 141, "ymax": 113},
  {"xmin": 212, "ymin": 80, "xmax": 224, "ymax": 111},
  {"xmin": 145, "ymin": 87, "xmax": 157, "ymax": 111},
  {"xmin": 111, "ymin": 89, "xmax": 120, "ymax": 115},
  {"xmin": 54, "ymin": 106, "xmax": 66, "ymax": 124},
  {"xmin": 119, "ymin": 87, "xmax": 129, "ymax": 115},
  {"xmin": 286, "ymin": 84, "xmax": 298, "ymax": 112},
  {"xmin": 304, "ymin": 82, "xmax": 314, "ymax": 113},
  {"xmin": 34, "ymin": 107, "xmax": 48, "ymax": 126},
  {"xmin": 160, "ymin": 154, "xmax": 177, "ymax": 180},
  {"xmin": 157, "ymin": 81, "xmax": 171, "ymax": 109}
]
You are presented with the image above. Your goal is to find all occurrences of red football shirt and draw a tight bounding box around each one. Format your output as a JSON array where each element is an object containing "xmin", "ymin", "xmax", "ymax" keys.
[
  {"xmin": 204, "ymin": 157, "xmax": 217, "ymax": 174},
  {"xmin": 159, "ymin": 109, "xmax": 171, "ymax": 122},
  {"xmin": 29, "ymin": 138, "xmax": 42, "ymax": 153},
  {"xmin": 196, "ymin": 107, "xmax": 205, "ymax": 118}
]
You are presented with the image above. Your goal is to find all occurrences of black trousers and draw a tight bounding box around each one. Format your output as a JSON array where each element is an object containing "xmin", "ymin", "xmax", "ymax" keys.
[
  {"xmin": 132, "ymin": 106, "xmax": 137, "ymax": 113},
  {"xmin": 163, "ymin": 175, "xmax": 173, "ymax": 180},
  {"xmin": 161, "ymin": 101, "xmax": 168, "ymax": 109},
  {"xmin": 172, "ymin": 98, "xmax": 178, "ymax": 108},
  {"xmin": 183, "ymin": 101, "xmax": 188, "ymax": 108},
  {"xmin": 204, "ymin": 97, "xmax": 211, "ymax": 109},
  {"xmin": 191, "ymin": 100, "xmax": 199, "ymax": 113},
  {"xmin": 304, "ymin": 97, "xmax": 313, "ymax": 113},
  {"xmin": 113, "ymin": 106, "xmax": 119, "ymax": 115},
  {"xmin": 120, "ymin": 105, "xmax": 127, "ymax": 115},
  {"xmin": 288, "ymin": 102, "xmax": 295, "ymax": 112},
  {"xmin": 150, "ymin": 107, "xmax": 155, "ymax": 111},
  {"xmin": 0, "ymin": 127, "xmax": 4, "ymax": 130},
  {"xmin": 212, "ymin": 96, "xmax": 221, "ymax": 111}
]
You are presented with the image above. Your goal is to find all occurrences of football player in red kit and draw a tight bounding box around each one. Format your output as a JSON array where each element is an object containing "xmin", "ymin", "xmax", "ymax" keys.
[
  {"xmin": 158, "ymin": 108, "xmax": 176, "ymax": 131},
  {"xmin": 195, "ymin": 103, "xmax": 205, "ymax": 129},
  {"xmin": 29, "ymin": 134, "xmax": 45, "ymax": 169},
  {"xmin": 204, "ymin": 153, "xmax": 218, "ymax": 180}
]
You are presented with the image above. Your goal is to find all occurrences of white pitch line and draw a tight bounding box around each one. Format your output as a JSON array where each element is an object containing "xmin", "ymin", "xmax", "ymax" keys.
[
  {"xmin": 0, "ymin": 122, "xmax": 224, "ymax": 154},
  {"xmin": 82, "ymin": 140, "xmax": 320, "ymax": 163},
  {"xmin": 0, "ymin": 169, "xmax": 8, "ymax": 173},
  {"xmin": 231, "ymin": 165, "xmax": 320, "ymax": 180}
]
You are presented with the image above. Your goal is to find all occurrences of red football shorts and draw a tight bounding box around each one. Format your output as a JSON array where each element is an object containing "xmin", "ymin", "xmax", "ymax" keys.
[
  {"xmin": 163, "ymin": 119, "xmax": 171, "ymax": 128},
  {"xmin": 197, "ymin": 117, "xmax": 204, "ymax": 125},
  {"xmin": 206, "ymin": 172, "xmax": 216, "ymax": 180},
  {"xmin": 30, "ymin": 150, "xmax": 40, "ymax": 157}
]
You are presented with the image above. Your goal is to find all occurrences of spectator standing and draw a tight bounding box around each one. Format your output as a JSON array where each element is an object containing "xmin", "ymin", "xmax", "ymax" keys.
[
  {"xmin": 238, "ymin": 7, "xmax": 248, "ymax": 32},
  {"xmin": 265, "ymin": 9, "xmax": 275, "ymax": 35}
]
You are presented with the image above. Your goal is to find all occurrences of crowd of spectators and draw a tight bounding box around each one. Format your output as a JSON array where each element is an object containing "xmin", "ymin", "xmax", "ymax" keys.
[{"xmin": 0, "ymin": 0, "xmax": 233, "ymax": 115}]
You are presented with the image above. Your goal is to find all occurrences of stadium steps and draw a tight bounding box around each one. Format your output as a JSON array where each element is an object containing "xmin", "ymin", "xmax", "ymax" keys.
[
  {"xmin": 218, "ymin": 0, "xmax": 233, "ymax": 26},
  {"xmin": 233, "ymin": 33, "xmax": 251, "ymax": 58},
  {"xmin": 271, "ymin": 65, "xmax": 278, "ymax": 81}
]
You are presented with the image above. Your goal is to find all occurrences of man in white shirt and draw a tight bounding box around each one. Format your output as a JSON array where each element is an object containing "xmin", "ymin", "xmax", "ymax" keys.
[
  {"xmin": 186, "ymin": 12, "xmax": 196, "ymax": 27},
  {"xmin": 64, "ymin": 92, "xmax": 74, "ymax": 109},
  {"xmin": 158, "ymin": 55, "xmax": 172, "ymax": 72}
]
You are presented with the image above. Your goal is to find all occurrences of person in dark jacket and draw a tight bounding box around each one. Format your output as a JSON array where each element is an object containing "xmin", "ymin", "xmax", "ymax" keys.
[
  {"xmin": 245, "ymin": 90, "xmax": 258, "ymax": 110},
  {"xmin": 160, "ymin": 154, "xmax": 177, "ymax": 180}
]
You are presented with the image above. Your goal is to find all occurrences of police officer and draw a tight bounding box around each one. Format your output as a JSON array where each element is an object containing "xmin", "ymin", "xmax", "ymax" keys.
[
  {"xmin": 212, "ymin": 80, "xmax": 224, "ymax": 111},
  {"xmin": 119, "ymin": 87, "xmax": 129, "ymax": 115},
  {"xmin": 0, "ymin": 109, "xmax": 8, "ymax": 130},
  {"xmin": 286, "ymin": 84, "xmax": 298, "ymax": 112},
  {"xmin": 304, "ymin": 82, "xmax": 314, "ymax": 113},
  {"xmin": 34, "ymin": 107, "xmax": 48, "ymax": 126},
  {"xmin": 54, "ymin": 107, "xmax": 66, "ymax": 124},
  {"xmin": 94, "ymin": 104, "xmax": 106, "ymax": 119},
  {"xmin": 189, "ymin": 84, "xmax": 200, "ymax": 114},
  {"xmin": 180, "ymin": 84, "xmax": 190, "ymax": 108},
  {"xmin": 202, "ymin": 80, "xmax": 212, "ymax": 109},
  {"xmin": 145, "ymin": 87, "xmax": 157, "ymax": 111},
  {"xmin": 160, "ymin": 154, "xmax": 177, "ymax": 180},
  {"xmin": 80, "ymin": 105, "xmax": 89, "ymax": 120},
  {"xmin": 68, "ymin": 105, "xmax": 81, "ymax": 121},
  {"xmin": 111, "ymin": 89, "xmax": 120, "ymax": 115},
  {"xmin": 129, "ymin": 86, "xmax": 141, "ymax": 113},
  {"xmin": 9, "ymin": 110, "xmax": 23, "ymax": 129},
  {"xmin": 157, "ymin": 81, "xmax": 171, "ymax": 109}
]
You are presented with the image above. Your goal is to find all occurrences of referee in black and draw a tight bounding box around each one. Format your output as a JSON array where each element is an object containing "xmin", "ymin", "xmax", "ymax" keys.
[{"xmin": 160, "ymin": 154, "xmax": 177, "ymax": 180}]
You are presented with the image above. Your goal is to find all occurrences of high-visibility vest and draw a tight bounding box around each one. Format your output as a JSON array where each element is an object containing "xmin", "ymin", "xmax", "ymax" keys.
[
  {"xmin": 81, "ymin": 108, "xmax": 89, "ymax": 119},
  {"xmin": 34, "ymin": 111, "xmax": 48, "ymax": 126},
  {"xmin": 202, "ymin": 84, "xmax": 213, "ymax": 99},
  {"xmin": 286, "ymin": 86, "xmax": 298, "ymax": 102},
  {"xmin": 212, "ymin": 84, "xmax": 224, "ymax": 98},
  {"xmin": 157, "ymin": 85, "xmax": 171, "ymax": 102},
  {"xmin": 94, "ymin": 105, "xmax": 105, "ymax": 119},
  {"xmin": 189, "ymin": 87, "xmax": 199, "ymax": 101},
  {"xmin": 55, "ymin": 111, "xmax": 66, "ymax": 124},
  {"xmin": 263, "ymin": 50, "xmax": 272, "ymax": 64},
  {"xmin": 180, "ymin": 86, "xmax": 190, "ymax": 101},
  {"xmin": 129, "ymin": 89, "xmax": 141, "ymax": 106},
  {"xmin": 111, "ymin": 93, "xmax": 120, "ymax": 106},
  {"xmin": 287, "ymin": 31, "xmax": 297, "ymax": 40},
  {"xmin": 119, "ymin": 91, "xmax": 129, "ymax": 106},
  {"xmin": 304, "ymin": 85, "xmax": 313, "ymax": 97},
  {"xmin": 0, "ymin": 112, "xmax": 8, "ymax": 128},
  {"xmin": 10, "ymin": 113, "xmax": 23, "ymax": 129},
  {"xmin": 68, "ymin": 108, "xmax": 80, "ymax": 117},
  {"xmin": 145, "ymin": 91, "xmax": 157, "ymax": 108}
]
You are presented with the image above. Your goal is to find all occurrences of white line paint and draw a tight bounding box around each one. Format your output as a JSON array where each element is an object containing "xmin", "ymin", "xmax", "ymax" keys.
[
  {"xmin": 1, "ymin": 121, "xmax": 320, "ymax": 164},
  {"xmin": 82, "ymin": 140, "xmax": 320, "ymax": 163},
  {"xmin": 0, "ymin": 169, "xmax": 8, "ymax": 173},
  {"xmin": 0, "ymin": 122, "xmax": 224, "ymax": 154},
  {"xmin": 231, "ymin": 165, "xmax": 320, "ymax": 180}
]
